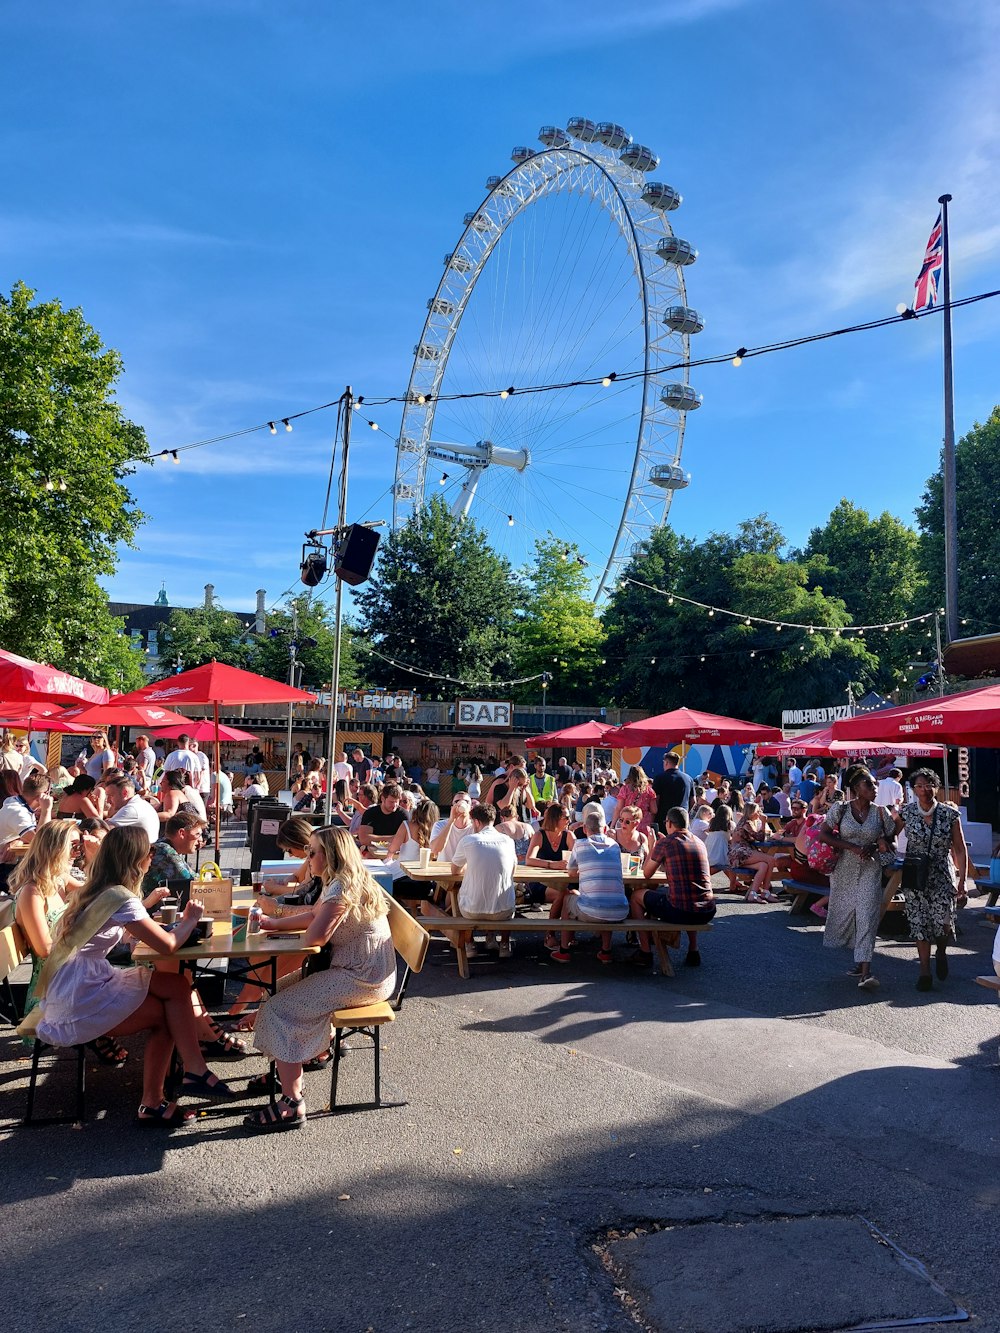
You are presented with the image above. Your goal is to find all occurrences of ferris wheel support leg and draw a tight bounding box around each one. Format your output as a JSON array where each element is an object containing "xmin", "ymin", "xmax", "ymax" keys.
[{"xmin": 451, "ymin": 465, "xmax": 486, "ymax": 520}]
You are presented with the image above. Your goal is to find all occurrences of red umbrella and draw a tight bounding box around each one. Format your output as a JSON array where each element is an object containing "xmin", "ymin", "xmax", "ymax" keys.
[
  {"xmin": 0, "ymin": 649, "xmax": 108, "ymax": 707},
  {"xmin": 523, "ymin": 720, "xmax": 611, "ymax": 747},
  {"xmin": 112, "ymin": 661, "xmax": 315, "ymax": 858},
  {"xmin": 756, "ymin": 725, "xmax": 944, "ymax": 758},
  {"xmin": 603, "ymin": 707, "xmax": 782, "ymax": 748},
  {"xmin": 0, "ymin": 704, "xmax": 92, "ymax": 734},
  {"xmin": 60, "ymin": 703, "xmax": 195, "ymax": 729},
  {"xmin": 830, "ymin": 684, "xmax": 1000, "ymax": 747},
  {"xmin": 150, "ymin": 721, "xmax": 259, "ymax": 743}
]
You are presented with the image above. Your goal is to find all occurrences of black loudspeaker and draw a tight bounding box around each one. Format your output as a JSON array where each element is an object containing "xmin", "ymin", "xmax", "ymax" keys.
[{"xmin": 335, "ymin": 524, "xmax": 380, "ymax": 586}]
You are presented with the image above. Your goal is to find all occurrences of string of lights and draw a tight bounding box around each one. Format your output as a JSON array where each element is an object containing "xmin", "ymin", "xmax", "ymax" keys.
[
  {"xmin": 619, "ymin": 577, "xmax": 944, "ymax": 635},
  {"xmin": 140, "ymin": 287, "xmax": 1000, "ymax": 464},
  {"xmin": 362, "ymin": 643, "xmax": 544, "ymax": 689}
]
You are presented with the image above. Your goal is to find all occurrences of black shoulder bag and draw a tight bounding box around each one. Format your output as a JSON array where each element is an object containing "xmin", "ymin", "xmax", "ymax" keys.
[{"xmin": 900, "ymin": 806, "xmax": 939, "ymax": 894}]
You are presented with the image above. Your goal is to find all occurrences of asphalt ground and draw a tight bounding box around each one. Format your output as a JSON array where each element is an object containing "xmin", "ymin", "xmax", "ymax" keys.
[{"xmin": 2, "ymin": 827, "xmax": 998, "ymax": 1333}]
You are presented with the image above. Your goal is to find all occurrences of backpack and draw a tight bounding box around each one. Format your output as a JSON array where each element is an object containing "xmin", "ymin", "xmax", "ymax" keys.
[{"xmin": 803, "ymin": 810, "xmax": 843, "ymax": 874}]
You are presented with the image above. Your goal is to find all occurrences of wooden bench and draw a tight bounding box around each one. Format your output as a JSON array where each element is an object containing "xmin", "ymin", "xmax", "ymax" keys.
[
  {"xmin": 974, "ymin": 975, "xmax": 1000, "ymax": 993},
  {"xmin": 781, "ymin": 879, "xmax": 829, "ymax": 915},
  {"xmin": 427, "ymin": 912, "xmax": 713, "ymax": 979},
  {"xmin": 1, "ymin": 923, "xmax": 25, "ymax": 1026}
]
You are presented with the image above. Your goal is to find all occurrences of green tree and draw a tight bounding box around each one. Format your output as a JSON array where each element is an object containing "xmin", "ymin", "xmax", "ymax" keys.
[
  {"xmin": 247, "ymin": 595, "xmax": 360, "ymax": 691},
  {"xmin": 801, "ymin": 499, "xmax": 925, "ymax": 684},
  {"xmin": 353, "ymin": 496, "xmax": 519, "ymax": 693},
  {"xmin": 513, "ymin": 538, "xmax": 606, "ymax": 703},
  {"xmin": 0, "ymin": 281, "xmax": 148, "ymax": 689},
  {"xmin": 602, "ymin": 516, "xmax": 874, "ymax": 724},
  {"xmin": 916, "ymin": 407, "xmax": 1000, "ymax": 638},
  {"xmin": 162, "ymin": 604, "xmax": 254, "ymax": 671}
]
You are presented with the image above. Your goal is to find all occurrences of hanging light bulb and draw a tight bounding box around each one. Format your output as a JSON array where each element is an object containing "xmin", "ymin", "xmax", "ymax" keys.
[
  {"xmin": 268, "ymin": 422, "xmax": 277, "ymax": 435},
  {"xmin": 808, "ymin": 626, "xmax": 815, "ymax": 634},
  {"xmin": 170, "ymin": 450, "xmax": 180, "ymax": 464},
  {"xmin": 368, "ymin": 420, "xmax": 378, "ymax": 431},
  {"xmin": 750, "ymin": 650, "xmax": 756, "ymax": 658},
  {"xmin": 283, "ymin": 419, "xmax": 292, "ymax": 432},
  {"xmin": 601, "ymin": 372, "xmax": 616, "ymax": 386},
  {"xmin": 507, "ymin": 515, "xmax": 514, "ymax": 527},
  {"xmin": 699, "ymin": 654, "xmax": 705, "ymax": 662},
  {"xmin": 667, "ymin": 596, "xmax": 674, "ymax": 606},
  {"xmin": 650, "ymin": 657, "xmax": 656, "ymax": 665},
  {"xmin": 44, "ymin": 479, "xmax": 55, "ymax": 491},
  {"xmin": 775, "ymin": 624, "xmax": 782, "ymax": 632},
  {"xmin": 416, "ymin": 394, "xmax": 427, "ymax": 406},
  {"xmin": 439, "ymin": 472, "xmax": 449, "ymax": 486},
  {"xmin": 732, "ymin": 347, "xmax": 747, "ymax": 367},
  {"xmin": 57, "ymin": 478, "xmax": 67, "ymax": 492},
  {"xmin": 744, "ymin": 617, "xmax": 752, "ymax": 626},
  {"xmin": 561, "ymin": 548, "xmax": 570, "ymax": 560},
  {"xmin": 708, "ymin": 608, "xmax": 715, "ymax": 617}
]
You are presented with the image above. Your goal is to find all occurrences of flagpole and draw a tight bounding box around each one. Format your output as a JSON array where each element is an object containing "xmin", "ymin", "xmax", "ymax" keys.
[{"xmin": 939, "ymin": 193, "xmax": 959, "ymax": 644}]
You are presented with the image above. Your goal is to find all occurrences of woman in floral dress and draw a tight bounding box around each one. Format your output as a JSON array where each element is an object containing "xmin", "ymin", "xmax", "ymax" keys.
[{"xmin": 898, "ymin": 768, "xmax": 968, "ymax": 992}]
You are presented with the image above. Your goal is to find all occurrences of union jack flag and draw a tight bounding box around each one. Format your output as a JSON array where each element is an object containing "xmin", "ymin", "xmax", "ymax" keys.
[{"xmin": 913, "ymin": 211, "xmax": 944, "ymax": 310}]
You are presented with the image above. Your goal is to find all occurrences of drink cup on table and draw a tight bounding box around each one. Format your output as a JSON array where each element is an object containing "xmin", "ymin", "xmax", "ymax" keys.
[
  {"xmin": 160, "ymin": 900, "xmax": 178, "ymax": 926},
  {"xmin": 418, "ymin": 846, "xmax": 432, "ymax": 869}
]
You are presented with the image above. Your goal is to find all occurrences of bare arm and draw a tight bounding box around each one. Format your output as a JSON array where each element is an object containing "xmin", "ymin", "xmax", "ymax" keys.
[
  {"xmin": 16, "ymin": 886, "xmax": 54, "ymax": 958},
  {"xmin": 387, "ymin": 821, "xmax": 411, "ymax": 858},
  {"xmin": 125, "ymin": 900, "xmax": 204, "ymax": 953},
  {"xmin": 303, "ymin": 894, "xmax": 350, "ymax": 948},
  {"xmin": 523, "ymin": 832, "xmax": 548, "ymax": 869},
  {"xmin": 951, "ymin": 818, "xmax": 970, "ymax": 887}
]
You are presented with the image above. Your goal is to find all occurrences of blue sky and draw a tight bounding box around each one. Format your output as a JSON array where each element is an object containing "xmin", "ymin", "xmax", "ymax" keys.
[{"xmin": 5, "ymin": 0, "xmax": 999, "ymax": 617}]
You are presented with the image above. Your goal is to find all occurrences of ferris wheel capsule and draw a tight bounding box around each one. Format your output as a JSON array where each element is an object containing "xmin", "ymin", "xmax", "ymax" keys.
[
  {"xmin": 566, "ymin": 117, "xmax": 598, "ymax": 141},
  {"xmin": 662, "ymin": 306, "xmax": 705, "ymax": 335},
  {"xmin": 650, "ymin": 463, "xmax": 691, "ymax": 490},
  {"xmin": 620, "ymin": 144, "xmax": 659, "ymax": 172},
  {"xmin": 539, "ymin": 125, "xmax": 572, "ymax": 149},
  {"xmin": 595, "ymin": 122, "xmax": 632, "ymax": 149},
  {"xmin": 463, "ymin": 211, "xmax": 492, "ymax": 232},
  {"xmin": 660, "ymin": 383, "xmax": 703, "ymax": 411},
  {"xmin": 414, "ymin": 343, "xmax": 440, "ymax": 361},
  {"xmin": 428, "ymin": 297, "xmax": 456, "ymax": 317},
  {"xmin": 642, "ymin": 182, "xmax": 682, "ymax": 211},
  {"xmin": 486, "ymin": 174, "xmax": 515, "ymax": 196},
  {"xmin": 511, "ymin": 146, "xmax": 535, "ymax": 163},
  {"xmin": 656, "ymin": 236, "xmax": 698, "ymax": 266},
  {"xmin": 444, "ymin": 253, "xmax": 472, "ymax": 273}
]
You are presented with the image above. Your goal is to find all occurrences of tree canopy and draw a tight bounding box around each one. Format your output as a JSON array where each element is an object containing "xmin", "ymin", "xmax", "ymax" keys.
[
  {"xmin": 247, "ymin": 594, "xmax": 360, "ymax": 691},
  {"xmin": 0, "ymin": 281, "xmax": 148, "ymax": 689},
  {"xmin": 916, "ymin": 406, "xmax": 1000, "ymax": 637},
  {"xmin": 352, "ymin": 497, "xmax": 519, "ymax": 694},
  {"xmin": 513, "ymin": 538, "xmax": 606, "ymax": 703}
]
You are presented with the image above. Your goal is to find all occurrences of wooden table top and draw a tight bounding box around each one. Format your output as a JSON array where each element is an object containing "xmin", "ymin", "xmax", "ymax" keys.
[
  {"xmin": 399, "ymin": 861, "xmax": 664, "ymax": 886},
  {"xmin": 132, "ymin": 929, "xmax": 318, "ymax": 963}
]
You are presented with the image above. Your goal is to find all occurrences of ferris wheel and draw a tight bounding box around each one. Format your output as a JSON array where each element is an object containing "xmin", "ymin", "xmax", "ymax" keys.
[{"xmin": 392, "ymin": 118, "xmax": 703, "ymax": 598}]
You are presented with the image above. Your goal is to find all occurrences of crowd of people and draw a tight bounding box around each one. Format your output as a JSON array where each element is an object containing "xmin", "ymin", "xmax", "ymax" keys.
[{"xmin": 3, "ymin": 729, "xmax": 994, "ymax": 1134}]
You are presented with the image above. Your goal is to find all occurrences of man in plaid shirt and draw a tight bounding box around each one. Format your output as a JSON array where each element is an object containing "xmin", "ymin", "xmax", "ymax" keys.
[{"xmin": 630, "ymin": 805, "xmax": 716, "ymax": 969}]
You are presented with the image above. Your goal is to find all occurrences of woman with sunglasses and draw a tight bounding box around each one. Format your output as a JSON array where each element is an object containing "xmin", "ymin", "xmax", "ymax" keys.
[{"xmin": 613, "ymin": 805, "xmax": 650, "ymax": 860}]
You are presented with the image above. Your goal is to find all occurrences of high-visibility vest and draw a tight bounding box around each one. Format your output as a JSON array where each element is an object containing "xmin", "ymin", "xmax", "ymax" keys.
[{"xmin": 529, "ymin": 774, "xmax": 556, "ymax": 803}]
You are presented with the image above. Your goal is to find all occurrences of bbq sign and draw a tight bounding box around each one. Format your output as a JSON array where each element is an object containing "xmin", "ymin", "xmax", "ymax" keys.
[{"xmin": 456, "ymin": 699, "xmax": 513, "ymax": 729}]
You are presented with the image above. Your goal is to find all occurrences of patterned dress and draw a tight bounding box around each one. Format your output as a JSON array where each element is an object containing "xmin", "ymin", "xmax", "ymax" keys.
[
  {"xmin": 18, "ymin": 891, "xmax": 67, "ymax": 1045},
  {"xmin": 823, "ymin": 801, "xmax": 895, "ymax": 964},
  {"xmin": 899, "ymin": 800, "xmax": 961, "ymax": 942},
  {"xmin": 253, "ymin": 881, "xmax": 396, "ymax": 1065}
]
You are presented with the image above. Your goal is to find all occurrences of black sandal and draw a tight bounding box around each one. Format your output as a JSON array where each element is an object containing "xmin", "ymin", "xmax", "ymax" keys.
[
  {"xmin": 244, "ymin": 1095, "xmax": 305, "ymax": 1131},
  {"xmin": 181, "ymin": 1069, "xmax": 238, "ymax": 1100},
  {"xmin": 200, "ymin": 1032, "xmax": 251, "ymax": 1061},
  {"xmin": 303, "ymin": 1049, "xmax": 333, "ymax": 1072},
  {"xmin": 87, "ymin": 1036, "xmax": 129, "ymax": 1067},
  {"xmin": 136, "ymin": 1100, "xmax": 194, "ymax": 1129},
  {"xmin": 246, "ymin": 1071, "xmax": 276, "ymax": 1097}
]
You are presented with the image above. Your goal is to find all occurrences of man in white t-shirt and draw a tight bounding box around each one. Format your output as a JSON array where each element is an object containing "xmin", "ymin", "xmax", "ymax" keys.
[
  {"xmin": 133, "ymin": 734, "xmax": 157, "ymax": 786},
  {"xmin": 162, "ymin": 735, "xmax": 200, "ymax": 779},
  {"xmin": 190, "ymin": 741, "xmax": 212, "ymax": 795},
  {"xmin": 430, "ymin": 792, "xmax": 474, "ymax": 863},
  {"xmin": 106, "ymin": 774, "xmax": 161, "ymax": 842},
  {"xmin": 0, "ymin": 774, "xmax": 53, "ymax": 850},
  {"xmin": 787, "ymin": 760, "xmax": 802, "ymax": 793},
  {"xmin": 333, "ymin": 750, "xmax": 354, "ymax": 785},
  {"xmin": 421, "ymin": 803, "xmax": 516, "ymax": 959},
  {"xmin": 876, "ymin": 768, "xmax": 905, "ymax": 809}
]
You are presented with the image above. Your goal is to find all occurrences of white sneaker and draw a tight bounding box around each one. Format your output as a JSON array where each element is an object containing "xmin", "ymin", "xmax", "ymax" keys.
[{"xmin": 498, "ymin": 942, "xmax": 512, "ymax": 959}]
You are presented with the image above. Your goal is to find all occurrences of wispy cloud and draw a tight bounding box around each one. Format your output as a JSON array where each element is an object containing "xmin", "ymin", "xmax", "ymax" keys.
[{"xmin": 0, "ymin": 214, "xmax": 237, "ymax": 253}]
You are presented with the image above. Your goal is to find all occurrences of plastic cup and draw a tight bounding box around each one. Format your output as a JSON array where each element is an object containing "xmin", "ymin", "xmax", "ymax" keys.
[
  {"xmin": 160, "ymin": 904, "xmax": 178, "ymax": 926},
  {"xmin": 419, "ymin": 846, "xmax": 431, "ymax": 868},
  {"xmin": 620, "ymin": 852, "xmax": 632, "ymax": 875}
]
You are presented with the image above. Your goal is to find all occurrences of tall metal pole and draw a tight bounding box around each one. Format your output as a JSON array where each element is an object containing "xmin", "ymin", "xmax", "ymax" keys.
[
  {"xmin": 939, "ymin": 194, "xmax": 959, "ymax": 644},
  {"xmin": 284, "ymin": 602, "xmax": 298, "ymax": 787},
  {"xmin": 934, "ymin": 609, "xmax": 952, "ymax": 798},
  {"xmin": 324, "ymin": 388, "xmax": 352, "ymax": 820}
]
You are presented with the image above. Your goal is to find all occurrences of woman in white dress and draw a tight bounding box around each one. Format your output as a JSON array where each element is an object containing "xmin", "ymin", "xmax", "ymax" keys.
[
  {"xmin": 22, "ymin": 825, "xmax": 237, "ymax": 1128},
  {"xmin": 248, "ymin": 826, "xmax": 397, "ymax": 1129}
]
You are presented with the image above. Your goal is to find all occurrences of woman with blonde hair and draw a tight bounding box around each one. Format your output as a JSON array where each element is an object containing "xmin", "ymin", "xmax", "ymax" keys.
[
  {"xmin": 12, "ymin": 820, "xmax": 86, "ymax": 1044},
  {"xmin": 612, "ymin": 766, "xmax": 657, "ymax": 834},
  {"xmin": 21, "ymin": 825, "xmax": 237, "ymax": 1126},
  {"xmin": 247, "ymin": 825, "xmax": 397, "ymax": 1129},
  {"xmin": 383, "ymin": 797, "xmax": 440, "ymax": 906}
]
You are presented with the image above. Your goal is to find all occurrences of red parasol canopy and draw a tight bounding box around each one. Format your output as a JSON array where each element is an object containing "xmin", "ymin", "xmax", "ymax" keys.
[
  {"xmin": 110, "ymin": 660, "xmax": 316, "ymax": 708},
  {"xmin": 112, "ymin": 661, "xmax": 315, "ymax": 860},
  {"xmin": 524, "ymin": 720, "xmax": 612, "ymax": 748},
  {"xmin": 60, "ymin": 703, "xmax": 195, "ymax": 729},
  {"xmin": 0, "ymin": 703, "xmax": 92, "ymax": 734},
  {"xmin": 756, "ymin": 725, "xmax": 945, "ymax": 758},
  {"xmin": 602, "ymin": 707, "xmax": 782, "ymax": 748},
  {"xmin": 150, "ymin": 720, "xmax": 259, "ymax": 743},
  {"xmin": 830, "ymin": 684, "xmax": 1000, "ymax": 747},
  {"xmin": 0, "ymin": 649, "xmax": 108, "ymax": 707}
]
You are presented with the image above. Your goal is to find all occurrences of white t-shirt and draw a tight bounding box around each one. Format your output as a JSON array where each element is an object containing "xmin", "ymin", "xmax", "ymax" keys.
[
  {"xmin": 431, "ymin": 817, "xmax": 474, "ymax": 864},
  {"xmin": 162, "ymin": 748, "xmax": 199, "ymax": 777},
  {"xmin": 691, "ymin": 817, "xmax": 711, "ymax": 842},
  {"xmin": 192, "ymin": 750, "xmax": 211, "ymax": 794},
  {"xmin": 333, "ymin": 761, "xmax": 353, "ymax": 784},
  {"xmin": 109, "ymin": 794, "xmax": 161, "ymax": 842},
  {"xmin": 135, "ymin": 746, "xmax": 157, "ymax": 781},
  {"xmin": 453, "ymin": 827, "xmax": 515, "ymax": 916},
  {"xmin": 876, "ymin": 777, "xmax": 904, "ymax": 807},
  {"xmin": 0, "ymin": 795, "xmax": 35, "ymax": 846},
  {"xmin": 704, "ymin": 830, "xmax": 730, "ymax": 867},
  {"xmin": 601, "ymin": 795, "xmax": 618, "ymax": 825}
]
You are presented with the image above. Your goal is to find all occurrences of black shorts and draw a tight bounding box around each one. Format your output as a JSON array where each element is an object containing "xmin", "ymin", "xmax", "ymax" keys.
[
  {"xmin": 393, "ymin": 875, "xmax": 435, "ymax": 902},
  {"xmin": 642, "ymin": 893, "xmax": 716, "ymax": 925}
]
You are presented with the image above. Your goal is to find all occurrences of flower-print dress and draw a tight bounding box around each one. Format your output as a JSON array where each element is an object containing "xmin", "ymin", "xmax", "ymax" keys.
[
  {"xmin": 823, "ymin": 801, "xmax": 895, "ymax": 965},
  {"xmin": 898, "ymin": 801, "xmax": 961, "ymax": 942}
]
